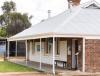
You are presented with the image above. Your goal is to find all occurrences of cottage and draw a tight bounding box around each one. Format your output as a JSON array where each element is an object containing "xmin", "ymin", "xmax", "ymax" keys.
[{"xmin": 7, "ymin": 0, "xmax": 100, "ymax": 74}]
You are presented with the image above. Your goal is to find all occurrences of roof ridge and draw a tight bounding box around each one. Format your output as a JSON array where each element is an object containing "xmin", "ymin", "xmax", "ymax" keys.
[{"xmin": 81, "ymin": 0, "xmax": 100, "ymax": 8}]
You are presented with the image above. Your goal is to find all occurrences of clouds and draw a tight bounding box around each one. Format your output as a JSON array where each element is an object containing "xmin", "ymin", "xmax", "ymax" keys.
[{"xmin": 0, "ymin": 0, "xmax": 100, "ymax": 25}]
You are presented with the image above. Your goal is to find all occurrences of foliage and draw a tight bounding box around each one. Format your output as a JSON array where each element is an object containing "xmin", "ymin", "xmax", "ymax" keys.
[
  {"xmin": 0, "ymin": 27, "xmax": 7, "ymax": 37},
  {"xmin": 6, "ymin": 13, "xmax": 31, "ymax": 36},
  {"xmin": 0, "ymin": 61, "xmax": 34, "ymax": 72},
  {"xmin": 1, "ymin": 1, "xmax": 16, "ymax": 13},
  {"xmin": 0, "ymin": 1, "xmax": 32, "ymax": 37}
]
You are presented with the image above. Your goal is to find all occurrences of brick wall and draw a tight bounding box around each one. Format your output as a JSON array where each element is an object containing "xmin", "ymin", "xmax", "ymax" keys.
[{"xmin": 85, "ymin": 39, "xmax": 100, "ymax": 72}]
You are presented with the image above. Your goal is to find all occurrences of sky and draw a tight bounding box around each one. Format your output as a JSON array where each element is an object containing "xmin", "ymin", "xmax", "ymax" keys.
[{"xmin": 0, "ymin": 0, "xmax": 100, "ymax": 25}]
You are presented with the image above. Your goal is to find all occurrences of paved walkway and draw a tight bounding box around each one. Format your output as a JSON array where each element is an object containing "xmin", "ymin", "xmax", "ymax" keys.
[
  {"xmin": 9, "ymin": 59, "xmax": 67, "ymax": 73},
  {"xmin": 59, "ymin": 70, "xmax": 100, "ymax": 76},
  {"xmin": 0, "ymin": 72, "xmax": 100, "ymax": 76},
  {"xmin": 0, "ymin": 72, "xmax": 53, "ymax": 76},
  {"xmin": 9, "ymin": 58, "xmax": 100, "ymax": 76}
]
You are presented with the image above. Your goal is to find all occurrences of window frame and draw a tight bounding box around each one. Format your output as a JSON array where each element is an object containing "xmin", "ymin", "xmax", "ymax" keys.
[{"xmin": 44, "ymin": 38, "xmax": 52, "ymax": 55}]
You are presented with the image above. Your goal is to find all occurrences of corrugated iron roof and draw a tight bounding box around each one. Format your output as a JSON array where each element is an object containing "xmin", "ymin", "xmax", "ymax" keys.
[{"xmin": 8, "ymin": 0, "xmax": 100, "ymax": 40}]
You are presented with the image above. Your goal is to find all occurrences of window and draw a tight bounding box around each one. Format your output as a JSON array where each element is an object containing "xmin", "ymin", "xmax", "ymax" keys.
[
  {"xmin": 45, "ymin": 38, "xmax": 52, "ymax": 55},
  {"xmin": 48, "ymin": 41, "xmax": 52, "ymax": 53},
  {"xmin": 0, "ymin": 41, "xmax": 6, "ymax": 54},
  {"xmin": 35, "ymin": 42, "xmax": 40, "ymax": 52},
  {"xmin": 37, "ymin": 44, "xmax": 40, "ymax": 52}
]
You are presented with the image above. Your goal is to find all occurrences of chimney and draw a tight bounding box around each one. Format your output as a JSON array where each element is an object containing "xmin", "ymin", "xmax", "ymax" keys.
[
  {"xmin": 68, "ymin": 0, "xmax": 73, "ymax": 9},
  {"xmin": 68, "ymin": 0, "xmax": 80, "ymax": 8},
  {"xmin": 72, "ymin": 0, "xmax": 80, "ymax": 6},
  {"xmin": 48, "ymin": 10, "xmax": 51, "ymax": 18}
]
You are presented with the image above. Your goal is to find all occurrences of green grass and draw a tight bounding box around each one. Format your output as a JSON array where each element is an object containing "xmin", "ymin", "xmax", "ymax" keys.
[{"xmin": 0, "ymin": 61, "xmax": 35, "ymax": 72}]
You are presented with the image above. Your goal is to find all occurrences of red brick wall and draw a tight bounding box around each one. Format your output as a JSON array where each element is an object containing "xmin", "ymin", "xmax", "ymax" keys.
[{"xmin": 85, "ymin": 39, "xmax": 100, "ymax": 72}]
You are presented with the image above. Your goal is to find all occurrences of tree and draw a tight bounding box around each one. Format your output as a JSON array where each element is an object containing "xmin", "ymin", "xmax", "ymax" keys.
[
  {"xmin": 1, "ymin": 1, "xmax": 16, "ymax": 26},
  {"xmin": 0, "ymin": 27, "xmax": 7, "ymax": 37},
  {"xmin": 0, "ymin": 1, "xmax": 32, "ymax": 37},
  {"xmin": 6, "ymin": 13, "xmax": 31, "ymax": 36},
  {"xmin": 1, "ymin": 1, "xmax": 16, "ymax": 13}
]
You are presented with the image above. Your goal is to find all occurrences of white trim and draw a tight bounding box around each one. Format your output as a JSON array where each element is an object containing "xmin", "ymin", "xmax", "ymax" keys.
[
  {"xmin": 8, "ymin": 34, "xmax": 83, "ymax": 41},
  {"xmin": 32, "ymin": 40, "xmax": 35, "ymax": 54},
  {"xmin": 25, "ymin": 40, "xmax": 28, "ymax": 64},
  {"xmin": 30, "ymin": 41, "xmax": 32, "ymax": 53},
  {"xmin": 53, "ymin": 37, "xmax": 55, "ymax": 75},
  {"xmin": 40, "ymin": 38, "xmax": 42, "ymax": 70},
  {"xmin": 8, "ymin": 34, "xmax": 100, "ymax": 41},
  {"xmin": 82, "ymin": 38, "xmax": 85, "ymax": 72},
  {"xmin": 85, "ymin": 36, "xmax": 100, "ymax": 39}
]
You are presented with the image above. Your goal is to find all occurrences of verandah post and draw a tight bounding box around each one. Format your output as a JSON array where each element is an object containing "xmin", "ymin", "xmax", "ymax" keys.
[
  {"xmin": 82, "ymin": 38, "xmax": 85, "ymax": 72},
  {"xmin": 53, "ymin": 37, "xmax": 55, "ymax": 75},
  {"xmin": 25, "ymin": 40, "xmax": 28, "ymax": 64},
  {"xmin": 40, "ymin": 38, "xmax": 42, "ymax": 70},
  {"xmin": 16, "ymin": 41, "xmax": 18, "ymax": 57},
  {"xmin": 7, "ymin": 41, "xmax": 10, "ymax": 60}
]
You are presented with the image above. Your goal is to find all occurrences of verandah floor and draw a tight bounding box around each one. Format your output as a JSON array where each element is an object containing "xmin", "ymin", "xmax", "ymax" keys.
[
  {"xmin": 7, "ymin": 57, "xmax": 99, "ymax": 76},
  {"xmin": 8, "ymin": 57, "xmax": 68, "ymax": 73}
]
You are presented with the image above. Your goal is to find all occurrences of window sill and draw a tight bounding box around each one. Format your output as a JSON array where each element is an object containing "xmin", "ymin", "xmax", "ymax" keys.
[
  {"xmin": 56, "ymin": 55, "xmax": 60, "ymax": 57},
  {"xmin": 44, "ymin": 54, "xmax": 50, "ymax": 56}
]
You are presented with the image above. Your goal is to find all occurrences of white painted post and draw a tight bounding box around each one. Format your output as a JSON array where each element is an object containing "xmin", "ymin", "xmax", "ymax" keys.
[
  {"xmin": 25, "ymin": 40, "xmax": 28, "ymax": 64},
  {"xmin": 72, "ymin": 39, "xmax": 76, "ymax": 69},
  {"xmin": 30, "ymin": 41, "xmax": 32, "ymax": 56},
  {"xmin": 7, "ymin": 41, "xmax": 10, "ymax": 60},
  {"xmin": 16, "ymin": 41, "xmax": 18, "ymax": 57},
  {"xmin": 53, "ymin": 37, "xmax": 55, "ymax": 75},
  {"xmin": 82, "ymin": 38, "xmax": 85, "ymax": 72},
  {"xmin": 40, "ymin": 38, "xmax": 42, "ymax": 70}
]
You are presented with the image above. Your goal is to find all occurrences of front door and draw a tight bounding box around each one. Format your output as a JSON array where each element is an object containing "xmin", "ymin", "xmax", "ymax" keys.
[{"xmin": 72, "ymin": 39, "xmax": 78, "ymax": 70}]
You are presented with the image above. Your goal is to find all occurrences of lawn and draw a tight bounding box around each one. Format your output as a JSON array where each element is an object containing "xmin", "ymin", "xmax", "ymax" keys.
[{"xmin": 0, "ymin": 61, "xmax": 35, "ymax": 72}]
